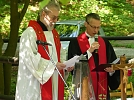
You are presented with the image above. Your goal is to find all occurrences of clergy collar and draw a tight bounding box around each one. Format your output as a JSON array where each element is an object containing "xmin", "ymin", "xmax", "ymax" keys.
[
  {"xmin": 85, "ymin": 32, "xmax": 92, "ymax": 38},
  {"xmin": 37, "ymin": 20, "xmax": 48, "ymax": 31}
]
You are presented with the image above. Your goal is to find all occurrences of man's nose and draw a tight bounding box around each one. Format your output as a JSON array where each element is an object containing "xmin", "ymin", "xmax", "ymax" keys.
[
  {"xmin": 53, "ymin": 18, "xmax": 58, "ymax": 23},
  {"xmin": 94, "ymin": 28, "xmax": 99, "ymax": 33},
  {"xmin": 53, "ymin": 19, "xmax": 58, "ymax": 23}
]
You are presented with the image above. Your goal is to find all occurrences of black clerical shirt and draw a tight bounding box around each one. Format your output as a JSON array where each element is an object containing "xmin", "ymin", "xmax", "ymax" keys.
[{"xmin": 37, "ymin": 21, "xmax": 48, "ymax": 31}]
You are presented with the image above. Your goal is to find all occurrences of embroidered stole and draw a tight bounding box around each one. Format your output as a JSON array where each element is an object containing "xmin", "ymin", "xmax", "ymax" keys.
[{"xmin": 77, "ymin": 32, "xmax": 108, "ymax": 100}]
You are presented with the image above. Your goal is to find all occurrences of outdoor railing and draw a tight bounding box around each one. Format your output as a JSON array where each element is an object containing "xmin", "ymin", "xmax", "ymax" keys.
[
  {"xmin": 60, "ymin": 36, "xmax": 134, "ymax": 41},
  {"xmin": 1, "ymin": 36, "xmax": 134, "ymax": 65},
  {"xmin": 2, "ymin": 36, "xmax": 134, "ymax": 43}
]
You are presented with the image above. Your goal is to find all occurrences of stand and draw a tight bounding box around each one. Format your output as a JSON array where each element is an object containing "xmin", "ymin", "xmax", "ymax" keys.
[
  {"xmin": 42, "ymin": 45, "xmax": 76, "ymax": 100},
  {"xmin": 72, "ymin": 54, "xmax": 96, "ymax": 100}
]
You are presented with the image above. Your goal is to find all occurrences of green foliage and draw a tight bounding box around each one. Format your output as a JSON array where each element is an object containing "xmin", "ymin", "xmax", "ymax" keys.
[
  {"xmin": 10, "ymin": 67, "xmax": 18, "ymax": 95},
  {"xmin": 60, "ymin": 0, "xmax": 99, "ymax": 20},
  {"xmin": 128, "ymin": 71, "xmax": 134, "ymax": 86},
  {"xmin": 55, "ymin": 24, "xmax": 78, "ymax": 37},
  {"xmin": 19, "ymin": 5, "xmax": 39, "ymax": 36},
  {"xmin": 0, "ymin": 0, "xmax": 9, "ymax": 6},
  {"xmin": 39, "ymin": 0, "xmax": 50, "ymax": 9},
  {"xmin": 0, "ymin": 2, "xmax": 39, "ymax": 38},
  {"xmin": 59, "ymin": 0, "xmax": 71, "ymax": 5},
  {"xmin": 64, "ymin": 73, "xmax": 73, "ymax": 100},
  {"xmin": 99, "ymin": 0, "xmax": 134, "ymax": 36},
  {"xmin": 0, "ymin": 5, "xmax": 10, "ymax": 38},
  {"xmin": 59, "ymin": 0, "xmax": 134, "ymax": 36},
  {"xmin": 1, "ymin": 0, "xmax": 134, "ymax": 38}
]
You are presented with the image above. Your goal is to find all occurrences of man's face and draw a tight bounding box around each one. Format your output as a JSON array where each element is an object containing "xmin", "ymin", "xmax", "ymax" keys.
[
  {"xmin": 43, "ymin": 7, "xmax": 60, "ymax": 31},
  {"xmin": 85, "ymin": 18, "xmax": 101, "ymax": 37}
]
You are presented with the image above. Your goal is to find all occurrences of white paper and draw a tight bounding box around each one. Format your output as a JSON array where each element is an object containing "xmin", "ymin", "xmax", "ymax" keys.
[
  {"xmin": 64, "ymin": 55, "xmax": 80, "ymax": 70},
  {"xmin": 112, "ymin": 58, "xmax": 120, "ymax": 64}
]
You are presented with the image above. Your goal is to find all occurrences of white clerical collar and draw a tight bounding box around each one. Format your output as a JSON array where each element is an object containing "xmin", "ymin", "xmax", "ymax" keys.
[{"xmin": 85, "ymin": 32, "xmax": 93, "ymax": 38}]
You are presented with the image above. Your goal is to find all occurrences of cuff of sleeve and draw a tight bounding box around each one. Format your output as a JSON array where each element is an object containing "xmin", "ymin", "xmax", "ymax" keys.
[
  {"xmin": 109, "ymin": 70, "xmax": 115, "ymax": 76},
  {"xmin": 87, "ymin": 50, "xmax": 92, "ymax": 59}
]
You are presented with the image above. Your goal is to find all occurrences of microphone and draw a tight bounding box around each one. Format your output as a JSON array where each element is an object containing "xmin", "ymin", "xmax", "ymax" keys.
[
  {"xmin": 36, "ymin": 40, "xmax": 52, "ymax": 46},
  {"xmin": 94, "ymin": 35, "xmax": 98, "ymax": 53}
]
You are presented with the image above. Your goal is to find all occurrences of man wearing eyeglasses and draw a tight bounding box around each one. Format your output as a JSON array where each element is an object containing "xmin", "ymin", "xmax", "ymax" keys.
[
  {"xmin": 68, "ymin": 13, "xmax": 120, "ymax": 100},
  {"xmin": 15, "ymin": 1, "xmax": 73, "ymax": 100}
]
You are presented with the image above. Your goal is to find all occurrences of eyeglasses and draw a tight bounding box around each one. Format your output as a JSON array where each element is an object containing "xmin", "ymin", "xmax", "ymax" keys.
[
  {"xmin": 86, "ymin": 21, "xmax": 100, "ymax": 30},
  {"xmin": 49, "ymin": 15, "xmax": 59, "ymax": 21},
  {"xmin": 46, "ymin": 13, "xmax": 59, "ymax": 21}
]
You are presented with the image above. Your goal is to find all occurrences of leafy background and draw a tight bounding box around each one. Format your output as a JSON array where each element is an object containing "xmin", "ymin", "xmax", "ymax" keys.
[
  {"xmin": 0, "ymin": 0, "xmax": 134, "ymax": 38},
  {"xmin": 0, "ymin": 0, "xmax": 134, "ymax": 99}
]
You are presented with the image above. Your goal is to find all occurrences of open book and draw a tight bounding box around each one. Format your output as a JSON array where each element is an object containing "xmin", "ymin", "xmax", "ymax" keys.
[{"xmin": 92, "ymin": 58, "xmax": 120, "ymax": 72}]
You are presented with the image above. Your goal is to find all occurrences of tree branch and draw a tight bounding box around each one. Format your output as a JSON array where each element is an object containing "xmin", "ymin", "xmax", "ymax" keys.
[{"xmin": 20, "ymin": 0, "xmax": 30, "ymax": 22}]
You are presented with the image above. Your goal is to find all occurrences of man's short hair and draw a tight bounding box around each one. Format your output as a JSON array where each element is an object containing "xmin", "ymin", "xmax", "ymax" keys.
[{"xmin": 85, "ymin": 13, "xmax": 100, "ymax": 22}]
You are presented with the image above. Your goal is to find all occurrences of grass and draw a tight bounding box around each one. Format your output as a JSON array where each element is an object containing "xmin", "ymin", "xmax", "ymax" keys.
[
  {"xmin": 10, "ymin": 66, "xmax": 18, "ymax": 96},
  {"xmin": 110, "ymin": 40, "xmax": 134, "ymax": 48}
]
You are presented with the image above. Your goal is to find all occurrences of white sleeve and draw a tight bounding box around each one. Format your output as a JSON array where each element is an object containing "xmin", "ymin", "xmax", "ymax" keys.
[
  {"xmin": 19, "ymin": 27, "xmax": 55, "ymax": 84},
  {"xmin": 86, "ymin": 49, "xmax": 92, "ymax": 59},
  {"xmin": 109, "ymin": 71, "xmax": 115, "ymax": 76},
  {"xmin": 86, "ymin": 37, "xmax": 94, "ymax": 59}
]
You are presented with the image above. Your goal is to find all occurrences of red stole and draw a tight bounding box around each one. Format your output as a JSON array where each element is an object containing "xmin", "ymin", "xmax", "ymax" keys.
[
  {"xmin": 28, "ymin": 20, "xmax": 64, "ymax": 100},
  {"xmin": 77, "ymin": 32, "xmax": 108, "ymax": 100}
]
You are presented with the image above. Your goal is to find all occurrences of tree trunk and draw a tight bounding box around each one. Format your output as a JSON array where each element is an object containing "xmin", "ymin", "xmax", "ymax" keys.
[
  {"xmin": 0, "ymin": 63, "xmax": 4, "ymax": 94},
  {"xmin": 2, "ymin": 0, "xmax": 30, "ymax": 95},
  {"xmin": 0, "ymin": 34, "xmax": 4, "ymax": 94},
  {"xmin": 3, "ymin": 0, "xmax": 19, "ymax": 95}
]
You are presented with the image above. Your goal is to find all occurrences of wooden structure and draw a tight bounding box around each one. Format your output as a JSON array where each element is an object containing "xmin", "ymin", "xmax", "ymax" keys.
[
  {"xmin": 0, "ymin": 56, "xmax": 18, "ymax": 100},
  {"xmin": 110, "ymin": 82, "xmax": 134, "ymax": 98},
  {"xmin": 0, "ymin": 56, "xmax": 18, "ymax": 65},
  {"xmin": 111, "ymin": 55, "xmax": 134, "ymax": 100},
  {"xmin": 0, "ymin": 94, "xmax": 15, "ymax": 100}
]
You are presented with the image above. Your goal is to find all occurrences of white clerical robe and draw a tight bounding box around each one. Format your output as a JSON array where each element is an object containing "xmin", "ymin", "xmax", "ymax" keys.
[{"xmin": 15, "ymin": 27, "xmax": 66, "ymax": 100}]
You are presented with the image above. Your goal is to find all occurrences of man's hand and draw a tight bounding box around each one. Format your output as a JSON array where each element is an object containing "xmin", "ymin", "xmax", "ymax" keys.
[
  {"xmin": 66, "ymin": 66, "xmax": 74, "ymax": 72},
  {"xmin": 104, "ymin": 67, "xmax": 114, "ymax": 73},
  {"xmin": 88, "ymin": 42, "xmax": 100, "ymax": 53},
  {"xmin": 56, "ymin": 62, "xmax": 66, "ymax": 70}
]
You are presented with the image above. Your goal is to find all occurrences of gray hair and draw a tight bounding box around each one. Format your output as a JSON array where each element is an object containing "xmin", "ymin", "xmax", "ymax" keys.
[
  {"xmin": 42, "ymin": 1, "xmax": 60, "ymax": 13},
  {"xmin": 37, "ymin": 1, "xmax": 60, "ymax": 20}
]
